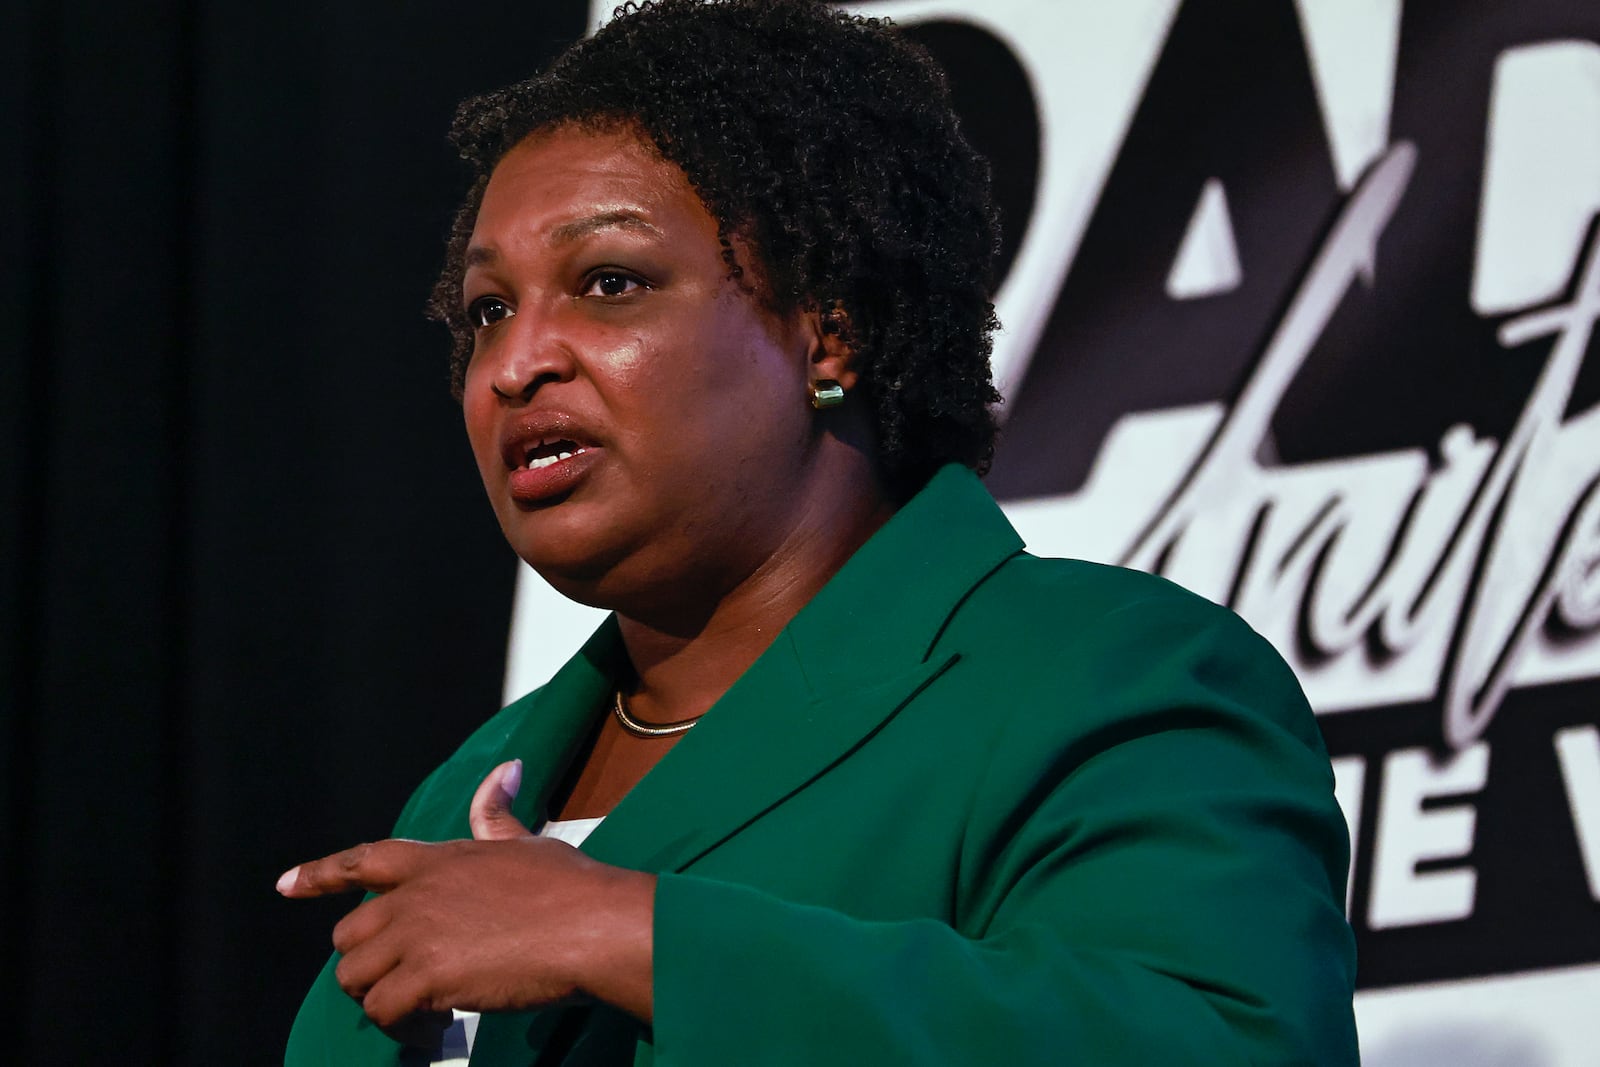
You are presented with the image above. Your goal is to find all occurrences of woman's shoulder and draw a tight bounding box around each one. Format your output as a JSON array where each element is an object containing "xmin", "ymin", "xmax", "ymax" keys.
[
  {"xmin": 962, "ymin": 551, "xmax": 1238, "ymax": 634},
  {"xmin": 937, "ymin": 551, "xmax": 1321, "ymax": 749}
]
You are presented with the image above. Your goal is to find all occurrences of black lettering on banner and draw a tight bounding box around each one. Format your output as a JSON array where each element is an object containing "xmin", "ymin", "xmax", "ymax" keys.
[{"xmin": 889, "ymin": 0, "xmax": 1600, "ymax": 989}]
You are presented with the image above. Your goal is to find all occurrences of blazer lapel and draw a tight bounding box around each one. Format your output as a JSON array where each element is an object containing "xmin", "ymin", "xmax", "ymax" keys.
[
  {"xmin": 580, "ymin": 638, "xmax": 961, "ymax": 875},
  {"xmin": 396, "ymin": 617, "xmax": 624, "ymax": 844},
  {"xmin": 498, "ymin": 616, "xmax": 627, "ymax": 832}
]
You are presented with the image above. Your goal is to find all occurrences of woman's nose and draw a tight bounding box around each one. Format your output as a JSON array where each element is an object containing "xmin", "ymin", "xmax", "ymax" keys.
[{"xmin": 485, "ymin": 309, "xmax": 576, "ymax": 401}]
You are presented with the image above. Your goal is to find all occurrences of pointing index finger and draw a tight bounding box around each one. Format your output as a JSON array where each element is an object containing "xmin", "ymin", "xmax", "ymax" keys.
[{"xmin": 276, "ymin": 839, "xmax": 428, "ymax": 898}]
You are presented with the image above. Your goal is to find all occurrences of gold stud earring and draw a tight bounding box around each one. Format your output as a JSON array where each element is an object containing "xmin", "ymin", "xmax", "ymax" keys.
[{"xmin": 809, "ymin": 379, "xmax": 845, "ymax": 409}]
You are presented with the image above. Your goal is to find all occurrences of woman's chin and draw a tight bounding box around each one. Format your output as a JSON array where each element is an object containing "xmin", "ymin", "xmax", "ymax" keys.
[
  {"xmin": 509, "ymin": 525, "xmax": 645, "ymax": 603},
  {"xmin": 525, "ymin": 549, "xmax": 720, "ymax": 627},
  {"xmin": 529, "ymin": 566, "xmax": 620, "ymax": 609},
  {"xmin": 515, "ymin": 544, "xmax": 622, "ymax": 593}
]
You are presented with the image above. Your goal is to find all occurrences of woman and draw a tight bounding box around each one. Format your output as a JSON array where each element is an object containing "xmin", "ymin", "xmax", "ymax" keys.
[{"xmin": 280, "ymin": 1, "xmax": 1358, "ymax": 1064}]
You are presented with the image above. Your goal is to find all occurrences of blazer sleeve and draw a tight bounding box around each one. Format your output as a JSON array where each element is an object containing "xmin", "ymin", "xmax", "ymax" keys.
[{"xmin": 648, "ymin": 594, "xmax": 1359, "ymax": 1065}]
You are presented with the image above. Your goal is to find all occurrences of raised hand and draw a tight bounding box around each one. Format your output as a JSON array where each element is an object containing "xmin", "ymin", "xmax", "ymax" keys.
[{"xmin": 278, "ymin": 761, "xmax": 656, "ymax": 1035}]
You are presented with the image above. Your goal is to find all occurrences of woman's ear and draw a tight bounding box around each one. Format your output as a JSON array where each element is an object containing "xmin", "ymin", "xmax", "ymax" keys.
[{"xmin": 809, "ymin": 299, "xmax": 860, "ymax": 391}]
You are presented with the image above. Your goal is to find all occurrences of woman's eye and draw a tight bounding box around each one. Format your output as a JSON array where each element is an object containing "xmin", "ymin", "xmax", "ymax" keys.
[
  {"xmin": 465, "ymin": 296, "xmax": 514, "ymax": 328},
  {"xmin": 582, "ymin": 271, "xmax": 644, "ymax": 298}
]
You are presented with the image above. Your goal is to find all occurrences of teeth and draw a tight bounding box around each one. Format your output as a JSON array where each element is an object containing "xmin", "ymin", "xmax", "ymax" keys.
[{"xmin": 524, "ymin": 448, "xmax": 581, "ymax": 471}]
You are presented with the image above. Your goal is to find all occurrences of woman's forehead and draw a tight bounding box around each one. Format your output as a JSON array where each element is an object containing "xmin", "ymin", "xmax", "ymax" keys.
[
  {"xmin": 491, "ymin": 127, "xmax": 686, "ymax": 211},
  {"xmin": 469, "ymin": 127, "xmax": 714, "ymax": 253}
]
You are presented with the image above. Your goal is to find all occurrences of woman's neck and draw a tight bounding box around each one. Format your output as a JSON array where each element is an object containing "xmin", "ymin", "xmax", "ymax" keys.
[{"xmin": 615, "ymin": 451, "xmax": 894, "ymax": 725}]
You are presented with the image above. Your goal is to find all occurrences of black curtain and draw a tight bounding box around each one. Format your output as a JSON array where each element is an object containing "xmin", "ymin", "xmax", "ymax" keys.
[{"xmin": 2, "ymin": 2, "xmax": 589, "ymax": 1061}]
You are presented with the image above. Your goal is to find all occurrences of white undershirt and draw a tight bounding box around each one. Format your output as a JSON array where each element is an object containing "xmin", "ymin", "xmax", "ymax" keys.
[
  {"xmin": 537, "ymin": 815, "xmax": 606, "ymax": 848},
  {"xmin": 427, "ymin": 817, "xmax": 607, "ymax": 1067}
]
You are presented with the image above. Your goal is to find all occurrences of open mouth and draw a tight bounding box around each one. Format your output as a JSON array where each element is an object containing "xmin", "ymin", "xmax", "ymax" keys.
[
  {"xmin": 520, "ymin": 438, "xmax": 587, "ymax": 470},
  {"xmin": 498, "ymin": 416, "xmax": 601, "ymax": 504}
]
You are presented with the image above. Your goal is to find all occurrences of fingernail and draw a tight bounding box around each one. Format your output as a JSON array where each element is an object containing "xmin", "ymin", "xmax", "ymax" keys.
[
  {"xmin": 276, "ymin": 866, "xmax": 300, "ymax": 895},
  {"xmin": 503, "ymin": 759, "xmax": 523, "ymax": 800}
]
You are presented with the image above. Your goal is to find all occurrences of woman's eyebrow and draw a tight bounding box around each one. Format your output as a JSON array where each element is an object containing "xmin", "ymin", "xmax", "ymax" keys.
[
  {"xmin": 463, "ymin": 210, "xmax": 666, "ymax": 270},
  {"xmin": 547, "ymin": 209, "xmax": 664, "ymax": 246}
]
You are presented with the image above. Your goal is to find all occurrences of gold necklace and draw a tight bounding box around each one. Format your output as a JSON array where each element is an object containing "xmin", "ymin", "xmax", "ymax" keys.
[{"xmin": 613, "ymin": 689, "xmax": 701, "ymax": 738}]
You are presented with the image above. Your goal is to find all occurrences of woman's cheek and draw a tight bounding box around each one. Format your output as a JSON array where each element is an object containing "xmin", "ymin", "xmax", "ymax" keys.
[{"xmin": 598, "ymin": 337, "xmax": 649, "ymax": 383}]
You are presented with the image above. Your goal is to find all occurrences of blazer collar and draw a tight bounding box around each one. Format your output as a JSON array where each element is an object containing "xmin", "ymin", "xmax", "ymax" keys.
[
  {"xmin": 783, "ymin": 464, "xmax": 1024, "ymax": 701},
  {"xmin": 568, "ymin": 464, "xmax": 1024, "ymax": 874}
]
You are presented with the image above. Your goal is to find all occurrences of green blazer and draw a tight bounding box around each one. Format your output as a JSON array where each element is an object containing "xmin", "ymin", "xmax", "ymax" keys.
[{"xmin": 286, "ymin": 465, "xmax": 1358, "ymax": 1066}]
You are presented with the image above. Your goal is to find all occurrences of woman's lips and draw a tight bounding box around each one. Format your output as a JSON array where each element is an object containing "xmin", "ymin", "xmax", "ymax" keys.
[
  {"xmin": 507, "ymin": 446, "xmax": 602, "ymax": 505},
  {"xmin": 498, "ymin": 412, "xmax": 603, "ymax": 506}
]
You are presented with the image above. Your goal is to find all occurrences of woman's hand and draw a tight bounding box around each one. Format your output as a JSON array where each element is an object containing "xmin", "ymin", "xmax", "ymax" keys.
[{"xmin": 277, "ymin": 762, "xmax": 655, "ymax": 1035}]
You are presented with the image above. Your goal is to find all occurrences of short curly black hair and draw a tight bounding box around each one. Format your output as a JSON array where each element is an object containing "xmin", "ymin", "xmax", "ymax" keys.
[{"xmin": 427, "ymin": 0, "xmax": 1002, "ymax": 499}]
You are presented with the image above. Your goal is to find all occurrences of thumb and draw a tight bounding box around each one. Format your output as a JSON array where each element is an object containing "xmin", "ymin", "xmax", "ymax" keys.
[{"xmin": 469, "ymin": 759, "xmax": 531, "ymax": 841}]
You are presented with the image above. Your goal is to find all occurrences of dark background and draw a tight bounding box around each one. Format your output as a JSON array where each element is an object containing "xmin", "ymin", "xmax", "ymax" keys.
[{"xmin": 2, "ymin": 2, "xmax": 589, "ymax": 1060}]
